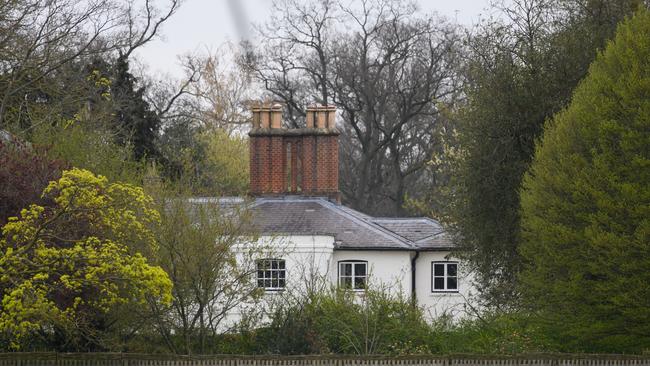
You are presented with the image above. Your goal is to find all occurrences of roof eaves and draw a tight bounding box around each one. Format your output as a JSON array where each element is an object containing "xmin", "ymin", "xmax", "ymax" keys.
[
  {"xmin": 334, "ymin": 246, "xmax": 416, "ymax": 251},
  {"xmin": 416, "ymin": 245, "xmax": 455, "ymax": 251}
]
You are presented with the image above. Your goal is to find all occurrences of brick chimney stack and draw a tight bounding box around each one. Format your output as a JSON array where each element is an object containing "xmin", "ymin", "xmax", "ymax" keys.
[{"xmin": 249, "ymin": 103, "xmax": 340, "ymax": 201}]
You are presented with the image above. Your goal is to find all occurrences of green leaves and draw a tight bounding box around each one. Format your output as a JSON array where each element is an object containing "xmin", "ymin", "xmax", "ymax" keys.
[
  {"xmin": 519, "ymin": 8, "xmax": 650, "ymax": 352},
  {"xmin": 0, "ymin": 168, "xmax": 172, "ymax": 350},
  {"xmin": 446, "ymin": 0, "xmax": 640, "ymax": 308}
]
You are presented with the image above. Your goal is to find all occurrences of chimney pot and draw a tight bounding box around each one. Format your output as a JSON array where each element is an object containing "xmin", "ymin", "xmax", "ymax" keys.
[
  {"xmin": 306, "ymin": 107, "xmax": 315, "ymax": 128},
  {"xmin": 259, "ymin": 105, "xmax": 271, "ymax": 128},
  {"xmin": 251, "ymin": 106, "xmax": 261, "ymax": 129},
  {"xmin": 249, "ymin": 101, "xmax": 339, "ymax": 199},
  {"xmin": 316, "ymin": 107, "xmax": 327, "ymax": 129},
  {"xmin": 306, "ymin": 105, "xmax": 336, "ymax": 129},
  {"xmin": 270, "ymin": 104, "xmax": 283, "ymax": 129},
  {"xmin": 327, "ymin": 105, "xmax": 336, "ymax": 128}
]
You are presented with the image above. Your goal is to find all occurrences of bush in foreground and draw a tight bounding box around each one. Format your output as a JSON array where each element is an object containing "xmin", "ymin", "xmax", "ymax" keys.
[{"xmin": 0, "ymin": 168, "xmax": 172, "ymax": 351}]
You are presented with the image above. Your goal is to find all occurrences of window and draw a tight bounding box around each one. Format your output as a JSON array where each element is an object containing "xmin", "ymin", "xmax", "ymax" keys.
[
  {"xmin": 256, "ymin": 259, "xmax": 286, "ymax": 291},
  {"xmin": 432, "ymin": 262, "xmax": 458, "ymax": 292},
  {"xmin": 338, "ymin": 260, "xmax": 367, "ymax": 290}
]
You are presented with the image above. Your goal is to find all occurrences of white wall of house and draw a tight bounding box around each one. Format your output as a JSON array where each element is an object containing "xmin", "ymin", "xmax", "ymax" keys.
[
  {"xmin": 415, "ymin": 251, "xmax": 472, "ymax": 320},
  {"xmin": 330, "ymin": 250, "xmax": 412, "ymax": 295},
  {"xmin": 225, "ymin": 235, "xmax": 335, "ymax": 329},
  {"xmin": 272, "ymin": 235, "xmax": 336, "ymax": 292},
  {"xmin": 228, "ymin": 235, "xmax": 472, "ymax": 330}
]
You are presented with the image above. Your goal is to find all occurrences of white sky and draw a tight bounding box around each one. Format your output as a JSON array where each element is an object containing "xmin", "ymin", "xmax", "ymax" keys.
[{"xmin": 134, "ymin": 0, "xmax": 493, "ymax": 78}]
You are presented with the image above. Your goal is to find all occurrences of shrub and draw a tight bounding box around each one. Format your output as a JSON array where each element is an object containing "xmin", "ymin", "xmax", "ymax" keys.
[
  {"xmin": 252, "ymin": 288, "xmax": 436, "ymax": 355},
  {"xmin": 0, "ymin": 136, "xmax": 67, "ymax": 226}
]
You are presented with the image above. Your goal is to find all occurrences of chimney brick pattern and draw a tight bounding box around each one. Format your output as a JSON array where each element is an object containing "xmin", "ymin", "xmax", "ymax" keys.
[{"xmin": 249, "ymin": 103, "xmax": 340, "ymax": 201}]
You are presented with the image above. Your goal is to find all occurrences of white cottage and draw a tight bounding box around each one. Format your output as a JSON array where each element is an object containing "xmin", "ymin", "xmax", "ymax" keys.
[
  {"xmin": 214, "ymin": 103, "xmax": 472, "ymax": 322},
  {"xmin": 245, "ymin": 197, "xmax": 471, "ymax": 319}
]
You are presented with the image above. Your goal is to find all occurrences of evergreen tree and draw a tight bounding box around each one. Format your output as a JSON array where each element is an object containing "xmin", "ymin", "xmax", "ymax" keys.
[
  {"xmin": 447, "ymin": 0, "xmax": 641, "ymax": 306},
  {"xmin": 111, "ymin": 56, "xmax": 161, "ymax": 161},
  {"xmin": 519, "ymin": 9, "xmax": 650, "ymax": 352}
]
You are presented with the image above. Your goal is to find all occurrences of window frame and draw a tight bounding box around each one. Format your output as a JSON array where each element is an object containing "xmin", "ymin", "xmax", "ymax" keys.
[
  {"xmin": 431, "ymin": 261, "xmax": 459, "ymax": 293},
  {"xmin": 337, "ymin": 260, "xmax": 368, "ymax": 291},
  {"xmin": 256, "ymin": 258, "xmax": 287, "ymax": 291}
]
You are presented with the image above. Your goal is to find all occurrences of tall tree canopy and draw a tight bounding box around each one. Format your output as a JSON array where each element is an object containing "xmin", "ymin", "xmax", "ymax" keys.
[
  {"xmin": 0, "ymin": 0, "xmax": 180, "ymax": 132},
  {"xmin": 519, "ymin": 8, "xmax": 650, "ymax": 352},
  {"xmin": 111, "ymin": 56, "xmax": 162, "ymax": 161},
  {"xmin": 444, "ymin": 0, "xmax": 642, "ymax": 306}
]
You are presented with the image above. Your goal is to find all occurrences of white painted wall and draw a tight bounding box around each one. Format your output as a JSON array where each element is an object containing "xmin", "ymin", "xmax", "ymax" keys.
[
  {"xmin": 268, "ymin": 235, "xmax": 336, "ymax": 293},
  {"xmin": 415, "ymin": 251, "xmax": 473, "ymax": 320},
  {"xmin": 330, "ymin": 250, "xmax": 412, "ymax": 296},
  {"xmin": 227, "ymin": 235, "xmax": 473, "ymax": 329},
  {"xmin": 225, "ymin": 235, "xmax": 336, "ymax": 328}
]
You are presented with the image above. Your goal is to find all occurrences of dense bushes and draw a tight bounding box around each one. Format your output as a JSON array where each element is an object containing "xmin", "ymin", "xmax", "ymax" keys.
[
  {"xmin": 169, "ymin": 289, "xmax": 566, "ymax": 356},
  {"xmin": 0, "ymin": 136, "xmax": 67, "ymax": 226},
  {"xmin": 0, "ymin": 168, "xmax": 172, "ymax": 351},
  {"xmin": 253, "ymin": 289, "xmax": 435, "ymax": 355}
]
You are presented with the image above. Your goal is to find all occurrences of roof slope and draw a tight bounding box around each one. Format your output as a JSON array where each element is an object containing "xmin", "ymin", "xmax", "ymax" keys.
[
  {"xmin": 248, "ymin": 196, "xmax": 454, "ymax": 250},
  {"xmin": 370, "ymin": 218, "xmax": 454, "ymax": 250}
]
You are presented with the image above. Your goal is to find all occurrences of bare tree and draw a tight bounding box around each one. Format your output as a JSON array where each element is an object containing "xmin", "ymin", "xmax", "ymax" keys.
[
  {"xmin": 246, "ymin": 0, "xmax": 462, "ymax": 215},
  {"xmin": 151, "ymin": 195, "xmax": 283, "ymax": 355},
  {"xmin": 140, "ymin": 55, "xmax": 200, "ymax": 124},
  {"xmin": 183, "ymin": 45, "xmax": 255, "ymax": 135},
  {"xmin": 121, "ymin": 0, "xmax": 181, "ymax": 60},
  {"xmin": 0, "ymin": 0, "xmax": 181, "ymax": 131}
]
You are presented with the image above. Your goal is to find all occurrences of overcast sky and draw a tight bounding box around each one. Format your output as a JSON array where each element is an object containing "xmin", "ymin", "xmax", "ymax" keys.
[{"xmin": 134, "ymin": 0, "xmax": 494, "ymax": 78}]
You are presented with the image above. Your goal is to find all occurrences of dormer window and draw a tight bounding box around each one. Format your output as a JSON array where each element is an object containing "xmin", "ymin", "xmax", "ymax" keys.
[
  {"xmin": 256, "ymin": 259, "xmax": 286, "ymax": 291},
  {"xmin": 338, "ymin": 260, "xmax": 367, "ymax": 290}
]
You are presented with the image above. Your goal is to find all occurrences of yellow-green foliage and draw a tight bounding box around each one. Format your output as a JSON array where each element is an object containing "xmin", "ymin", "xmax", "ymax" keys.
[
  {"xmin": 0, "ymin": 168, "xmax": 172, "ymax": 349},
  {"xmin": 181, "ymin": 130, "xmax": 249, "ymax": 196},
  {"xmin": 519, "ymin": 8, "xmax": 650, "ymax": 352},
  {"xmin": 32, "ymin": 121, "xmax": 145, "ymax": 186}
]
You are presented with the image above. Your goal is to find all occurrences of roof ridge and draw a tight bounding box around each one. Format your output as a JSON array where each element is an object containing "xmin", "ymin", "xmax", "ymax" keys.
[
  {"xmin": 371, "ymin": 224, "xmax": 416, "ymax": 245},
  {"xmin": 251, "ymin": 196, "xmax": 332, "ymax": 204},
  {"xmin": 316, "ymin": 200, "xmax": 416, "ymax": 249},
  {"xmin": 413, "ymin": 231, "xmax": 447, "ymax": 244},
  {"xmin": 372, "ymin": 217, "xmax": 442, "ymax": 225}
]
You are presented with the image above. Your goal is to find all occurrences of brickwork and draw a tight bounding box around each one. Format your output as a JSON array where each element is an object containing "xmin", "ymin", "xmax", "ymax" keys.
[
  {"xmin": 248, "ymin": 104, "xmax": 340, "ymax": 200},
  {"xmin": 290, "ymin": 141, "xmax": 299, "ymax": 192},
  {"xmin": 301, "ymin": 136, "xmax": 316, "ymax": 193},
  {"xmin": 269, "ymin": 136, "xmax": 285, "ymax": 193},
  {"xmin": 250, "ymin": 136, "xmax": 272, "ymax": 194},
  {"xmin": 317, "ymin": 135, "xmax": 338, "ymax": 193},
  {"xmin": 249, "ymin": 138, "xmax": 259, "ymax": 194}
]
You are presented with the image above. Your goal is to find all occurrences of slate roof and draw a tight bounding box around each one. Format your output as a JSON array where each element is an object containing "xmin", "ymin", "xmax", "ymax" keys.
[
  {"xmin": 370, "ymin": 218, "xmax": 454, "ymax": 250},
  {"xmin": 247, "ymin": 196, "xmax": 454, "ymax": 251},
  {"xmin": 184, "ymin": 196, "xmax": 454, "ymax": 251}
]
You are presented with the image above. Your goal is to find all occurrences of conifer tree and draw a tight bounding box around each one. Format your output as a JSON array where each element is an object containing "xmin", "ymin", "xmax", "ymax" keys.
[
  {"xmin": 111, "ymin": 56, "xmax": 161, "ymax": 161},
  {"xmin": 519, "ymin": 9, "xmax": 650, "ymax": 352},
  {"xmin": 447, "ymin": 0, "xmax": 641, "ymax": 306}
]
